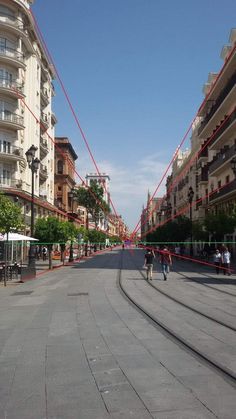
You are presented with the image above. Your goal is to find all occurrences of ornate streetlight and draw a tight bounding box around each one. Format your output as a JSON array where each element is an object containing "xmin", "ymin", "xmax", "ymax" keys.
[
  {"xmin": 68, "ymin": 187, "xmax": 76, "ymax": 262},
  {"xmin": 25, "ymin": 145, "xmax": 40, "ymax": 268},
  {"xmin": 188, "ymin": 186, "xmax": 194, "ymax": 257}
]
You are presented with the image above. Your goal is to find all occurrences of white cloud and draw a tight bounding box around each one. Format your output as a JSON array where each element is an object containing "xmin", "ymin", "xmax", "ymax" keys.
[{"xmin": 75, "ymin": 151, "xmax": 170, "ymax": 231}]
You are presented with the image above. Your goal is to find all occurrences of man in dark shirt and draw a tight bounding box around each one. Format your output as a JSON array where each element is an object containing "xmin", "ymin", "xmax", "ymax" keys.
[{"xmin": 144, "ymin": 249, "xmax": 155, "ymax": 280}]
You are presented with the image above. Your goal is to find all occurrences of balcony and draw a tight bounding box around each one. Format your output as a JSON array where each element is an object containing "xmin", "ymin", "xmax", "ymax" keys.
[
  {"xmin": 0, "ymin": 143, "xmax": 24, "ymax": 162},
  {"xmin": 199, "ymin": 165, "xmax": 209, "ymax": 184},
  {"xmin": 40, "ymin": 87, "xmax": 50, "ymax": 107},
  {"xmin": 40, "ymin": 112, "xmax": 49, "ymax": 131},
  {"xmin": 198, "ymin": 71, "xmax": 236, "ymax": 135},
  {"xmin": 0, "ymin": 77, "xmax": 24, "ymax": 97},
  {"xmin": 0, "ymin": 111, "xmax": 24, "ymax": 130},
  {"xmin": 208, "ymin": 144, "xmax": 236, "ymax": 175},
  {"xmin": 0, "ymin": 46, "xmax": 25, "ymax": 68},
  {"xmin": 209, "ymin": 109, "xmax": 236, "ymax": 149},
  {"xmin": 39, "ymin": 189, "xmax": 48, "ymax": 200},
  {"xmin": 0, "ymin": 177, "xmax": 23, "ymax": 189},
  {"xmin": 51, "ymin": 112, "xmax": 57, "ymax": 125},
  {"xmin": 40, "ymin": 136, "xmax": 49, "ymax": 157},
  {"xmin": 209, "ymin": 179, "xmax": 236, "ymax": 202},
  {"xmin": 198, "ymin": 143, "xmax": 208, "ymax": 162},
  {"xmin": 0, "ymin": 12, "xmax": 24, "ymax": 31},
  {"xmin": 39, "ymin": 163, "xmax": 48, "ymax": 180}
]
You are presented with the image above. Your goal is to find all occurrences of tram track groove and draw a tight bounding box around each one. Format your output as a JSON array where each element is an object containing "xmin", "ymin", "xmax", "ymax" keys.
[
  {"xmin": 118, "ymin": 251, "xmax": 236, "ymax": 386},
  {"xmin": 174, "ymin": 268, "xmax": 236, "ymax": 297}
]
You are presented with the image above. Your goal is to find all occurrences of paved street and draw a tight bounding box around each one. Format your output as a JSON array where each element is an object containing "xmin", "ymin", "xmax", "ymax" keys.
[{"xmin": 0, "ymin": 248, "xmax": 236, "ymax": 418}]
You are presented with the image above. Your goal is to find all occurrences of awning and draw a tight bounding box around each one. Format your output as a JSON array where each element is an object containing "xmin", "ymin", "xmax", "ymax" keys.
[{"xmin": 0, "ymin": 233, "xmax": 38, "ymax": 241}]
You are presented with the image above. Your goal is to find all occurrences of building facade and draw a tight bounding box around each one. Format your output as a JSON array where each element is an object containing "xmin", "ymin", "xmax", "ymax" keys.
[{"xmin": 0, "ymin": 0, "xmax": 62, "ymax": 231}]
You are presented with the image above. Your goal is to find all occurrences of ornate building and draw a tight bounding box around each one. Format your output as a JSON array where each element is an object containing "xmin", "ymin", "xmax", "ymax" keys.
[{"xmin": 0, "ymin": 0, "xmax": 66, "ymax": 231}]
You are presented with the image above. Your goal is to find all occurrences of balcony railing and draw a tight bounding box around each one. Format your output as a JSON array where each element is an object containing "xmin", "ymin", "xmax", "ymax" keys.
[
  {"xmin": 0, "ymin": 143, "xmax": 23, "ymax": 157},
  {"xmin": 40, "ymin": 112, "xmax": 49, "ymax": 129},
  {"xmin": 40, "ymin": 137, "xmax": 49, "ymax": 154},
  {"xmin": 198, "ymin": 143, "xmax": 208, "ymax": 159},
  {"xmin": 0, "ymin": 111, "xmax": 24, "ymax": 126},
  {"xmin": 209, "ymin": 179, "xmax": 236, "ymax": 202},
  {"xmin": 209, "ymin": 144, "xmax": 236, "ymax": 175},
  {"xmin": 0, "ymin": 77, "xmax": 23, "ymax": 93},
  {"xmin": 199, "ymin": 165, "xmax": 209, "ymax": 182},
  {"xmin": 39, "ymin": 164, "xmax": 48, "ymax": 178},
  {"xmin": 198, "ymin": 71, "xmax": 236, "ymax": 135},
  {"xmin": 210, "ymin": 109, "xmax": 236, "ymax": 147},
  {"xmin": 0, "ymin": 178, "xmax": 22, "ymax": 188},
  {"xmin": 0, "ymin": 11, "xmax": 24, "ymax": 30},
  {"xmin": 0, "ymin": 46, "xmax": 24, "ymax": 63}
]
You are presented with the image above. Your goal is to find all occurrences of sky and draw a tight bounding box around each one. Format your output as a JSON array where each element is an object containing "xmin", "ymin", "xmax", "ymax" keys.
[{"xmin": 32, "ymin": 0, "xmax": 236, "ymax": 231}]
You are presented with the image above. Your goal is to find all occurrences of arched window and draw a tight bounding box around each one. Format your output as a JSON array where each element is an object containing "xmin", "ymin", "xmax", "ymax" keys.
[{"xmin": 57, "ymin": 160, "xmax": 63, "ymax": 174}]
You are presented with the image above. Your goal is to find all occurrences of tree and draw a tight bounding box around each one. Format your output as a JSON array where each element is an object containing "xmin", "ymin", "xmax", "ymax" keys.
[
  {"xmin": 204, "ymin": 211, "xmax": 236, "ymax": 242},
  {"xmin": 76, "ymin": 180, "xmax": 110, "ymax": 228},
  {"xmin": 192, "ymin": 220, "xmax": 209, "ymax": 241},
  {"xmin": 34, "ymin": 217, "xmax": 79, "ymax": 269},
  {"xmin": 147, "ymin": 216, "xmax": 191, "ymax": 245},
  {"xmin": 57, "ymin": 221, "xmax": 79, "ymax": 264},
  {"xmin": 0, "ymin": 193, "xmax": 23, "ymax": 286}
]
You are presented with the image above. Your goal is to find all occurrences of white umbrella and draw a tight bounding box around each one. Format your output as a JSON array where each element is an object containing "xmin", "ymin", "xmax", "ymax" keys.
[{"xmin": 1, "ymin": 233, "xmax": 38, "ymax": 241}]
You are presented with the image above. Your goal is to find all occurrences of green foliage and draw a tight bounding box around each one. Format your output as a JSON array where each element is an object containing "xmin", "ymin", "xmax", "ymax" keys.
[
  {"xmin": 87, "ymin": 229, "xmax": 106, "ymax": 243},
  {"xmin": 204, "ymin": 212, "xmax": 236, "ymax": 241},
  {"xmin": 76, "ymin": 180, "xmax": 110, "ymax": 227},
  {"xmin": 0, "ymin": 192, "xmax": 23, "ymax": 234},
  {"xmin": 147, "ymin": 216, "xmax": 191, "ymax": 243},
  {"xmin": 192, "ymin": 220, "xmax": 209, "ymax": 241}
]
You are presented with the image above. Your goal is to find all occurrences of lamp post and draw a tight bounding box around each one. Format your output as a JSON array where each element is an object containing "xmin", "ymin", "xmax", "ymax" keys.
[
  {"xmin": 25, "ymin": 145, "xmax": 40, "ymax": 267},
  {"xmin": 188, "ymin": 186, "xmax": 194, "ymax": 257},
  {"xmin": 68, "ymin": 187, "xmax": 76, "ymax": 262},
  {"xmin": 230, "ymin": 157, "xmax": 236, "ymax": 178}
]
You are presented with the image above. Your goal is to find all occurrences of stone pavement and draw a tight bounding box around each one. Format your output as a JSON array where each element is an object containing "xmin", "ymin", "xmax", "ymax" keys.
[{"xmin": 0, "ymin": 248, "xmax": 235, "ymax": 418}]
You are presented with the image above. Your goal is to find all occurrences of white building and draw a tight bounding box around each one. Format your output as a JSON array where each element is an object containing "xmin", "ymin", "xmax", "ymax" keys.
[{"xmin": 0, "ymin": 0, "xmax": 58, "ymax": 229}]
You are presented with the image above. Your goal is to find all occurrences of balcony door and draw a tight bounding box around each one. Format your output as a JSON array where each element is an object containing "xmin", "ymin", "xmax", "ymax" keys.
[
  {"xmin": 0, "ymin": 165, "xmax": 11, "ymax": 185},
  {"xmin": 0, "ymin": 68, "xmax": 13, "ymax": 87},
  {"xmin": 0, "ymin": 140, "xmax": 11, "ymax": 153}
]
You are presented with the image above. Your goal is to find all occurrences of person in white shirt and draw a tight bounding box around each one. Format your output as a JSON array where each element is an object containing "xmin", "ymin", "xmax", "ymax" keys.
[
  {"xmin": 213, "ymin": 249, "xmax": 221, "ymax": 274},
  {"xmin": 221, "ymin": 247, "xmax": 231, "ymax": 276}
]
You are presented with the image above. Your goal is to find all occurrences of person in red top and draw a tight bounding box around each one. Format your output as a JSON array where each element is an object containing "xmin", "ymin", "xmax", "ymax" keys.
[{"xmin": 159, "ymin": 246, "xmax": 172, "ymax": 281}]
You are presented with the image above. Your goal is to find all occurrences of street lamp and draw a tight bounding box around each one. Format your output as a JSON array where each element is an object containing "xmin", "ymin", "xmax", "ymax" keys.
[
  {"xmin": 25, "ymin": 145, "xmax": 40, "ymax": 268},
  {"xmin": 68, "ymin": 187, "xmax": 76, "ymax": 262},
  {"xmin": 188, "ymin": 186, "xmax": 194, "ymax": 257},
  {"xmin": 230, "ymin": 156, "xmax": 236, "ymax": 178}
]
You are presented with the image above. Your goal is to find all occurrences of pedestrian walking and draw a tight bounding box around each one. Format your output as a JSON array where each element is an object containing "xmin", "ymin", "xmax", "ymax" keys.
[
  {"xmin": 42, "ymin": 246, "xmax": 47, "ymax": 261},
  {"xmin": 144, "ymin": 249, "xmax": 155, "ymax": 280},
  {"xmin": 221, "ymin": 247, "xmax": 231, "ymax": 275},
  {"xmin": 159, "ymin": 246, "xmax": 172, "ymax": 280},
  {"xmin": 213, "ymin": 249, "xmax": 221, "ymax": 274}
]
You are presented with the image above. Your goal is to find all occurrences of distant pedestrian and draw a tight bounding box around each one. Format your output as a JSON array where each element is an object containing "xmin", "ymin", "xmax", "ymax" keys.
[
  {"xmin": 159, "ymin": 246, "xmax": 172, "ymax": 281},
  {"xmin": 42, "ymin": 246, "xmax": 47, "ymax": 261},
  {"xmin": 221, "ymin": 247, "xmax": 231, "ymax": 275},
  {"xmin": 144, "ymin": 249, "xmax": 155, "ymax": 280},
  {"xmin": 213, "ymin": 249, "xmax": 221, "ymax": 274},
  {"xmin": 122, "ymin": 243, "xmax": 125, "ymax": 250},
  {"xmin": 174, "ymin": 245, "xmax": 181, "ymax": 260}
]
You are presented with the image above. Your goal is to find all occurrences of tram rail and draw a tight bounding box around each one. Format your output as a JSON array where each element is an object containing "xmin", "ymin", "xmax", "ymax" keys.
[{"xmin": 118, "ymin": 251, "xmax": 236, "ymax": 386}]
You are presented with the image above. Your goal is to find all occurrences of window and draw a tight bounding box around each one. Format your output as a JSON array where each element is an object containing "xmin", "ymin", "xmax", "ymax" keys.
[
  {"xmin": 226, "ymin": 175, "xmax": 230, "ymax": 184},
  {"xmin": 0, "ymin": 140, "xmax": 11, "ymax": 153},
  {"xmin": 58, "ymin": 186, "xmax": 62, "ymax": 191},
  {"xmin": 57, "ymin": 160, "xmax": 63, "ymax": 174}
]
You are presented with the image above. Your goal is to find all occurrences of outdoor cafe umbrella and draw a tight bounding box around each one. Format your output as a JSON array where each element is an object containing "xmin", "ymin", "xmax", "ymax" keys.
[{"xmin": 1, "ymin": 233, "xmax": 38, "ymax": 241}]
